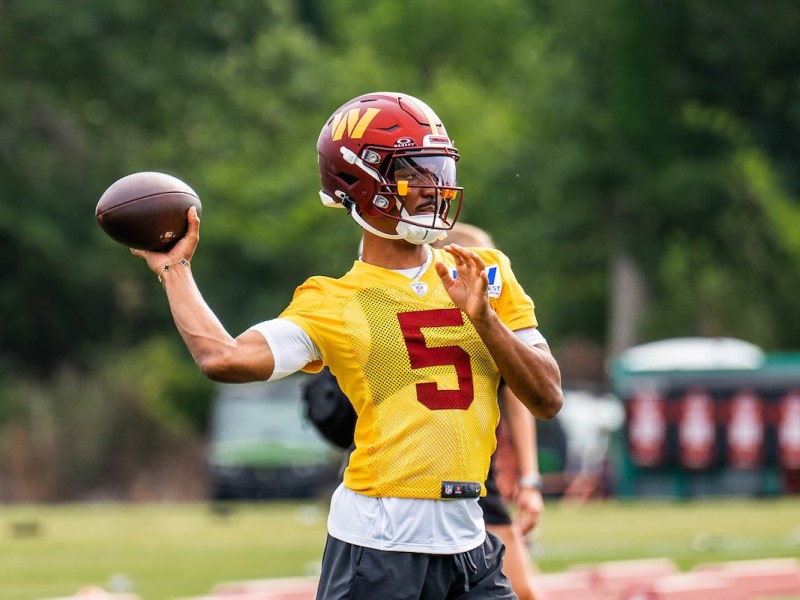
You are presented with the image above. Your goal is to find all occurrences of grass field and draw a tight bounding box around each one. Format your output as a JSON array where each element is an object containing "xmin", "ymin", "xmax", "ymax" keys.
[{"xmin": 1, "ymin": 497, "xmax": 799, "ymax": 600}]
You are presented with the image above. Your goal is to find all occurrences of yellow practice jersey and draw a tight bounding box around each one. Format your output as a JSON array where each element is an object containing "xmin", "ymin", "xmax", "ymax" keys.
[{"xmin": 279, "ymin": 246, "xmax": 538, "ymax": 499}]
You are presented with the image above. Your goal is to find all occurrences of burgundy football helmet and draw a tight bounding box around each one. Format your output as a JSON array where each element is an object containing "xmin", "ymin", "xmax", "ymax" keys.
[{"xmin": 317, "ymin": 92, "xmax": 463, "ymax": 244}]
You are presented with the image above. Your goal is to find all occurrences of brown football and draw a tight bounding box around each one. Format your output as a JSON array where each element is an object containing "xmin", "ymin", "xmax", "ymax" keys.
[{"xmin": 95, "ymin": 171, "xmax": 202, "ymax": 251}]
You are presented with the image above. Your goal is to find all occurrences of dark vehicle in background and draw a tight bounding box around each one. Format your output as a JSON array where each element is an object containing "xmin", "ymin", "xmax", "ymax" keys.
[{"xmin": 207, "ymin": 373, "xmax": 341, "ymax": 500}]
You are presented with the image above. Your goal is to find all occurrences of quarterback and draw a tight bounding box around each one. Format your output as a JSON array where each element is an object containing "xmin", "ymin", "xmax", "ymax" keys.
[{"xmin": 132, "ymin": 91, "xmax": 563, "ymax": 599}]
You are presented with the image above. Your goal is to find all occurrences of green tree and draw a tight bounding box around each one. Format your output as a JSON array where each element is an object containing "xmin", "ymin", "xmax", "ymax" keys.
[{"xmin": 4, "ymin": 0, "xmax": 800, "ymax": 498}]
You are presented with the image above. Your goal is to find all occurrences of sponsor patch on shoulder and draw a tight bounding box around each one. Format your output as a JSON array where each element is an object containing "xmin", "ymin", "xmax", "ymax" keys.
[{"xmin": 485, "ymin": 265, "xmax": 502, "ymax": 298}]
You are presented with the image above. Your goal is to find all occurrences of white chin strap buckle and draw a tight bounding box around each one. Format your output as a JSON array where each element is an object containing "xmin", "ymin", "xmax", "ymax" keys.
[{"xmin": 396, "ymin": 216, "xmax": 448, "ymax": 245}]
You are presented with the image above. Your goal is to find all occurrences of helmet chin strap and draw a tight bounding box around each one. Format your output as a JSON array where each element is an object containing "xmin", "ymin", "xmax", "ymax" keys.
[
  {"xmin": 350, "ymin": 209, "xmax": 448, "ymax": 245},
  {"xmin": 350, "ymin": 209, "xmax": 405, "ymax": 241},
  {"xmin": 395, "ymin": 215, "xmax": 448, "ymax": 244}
]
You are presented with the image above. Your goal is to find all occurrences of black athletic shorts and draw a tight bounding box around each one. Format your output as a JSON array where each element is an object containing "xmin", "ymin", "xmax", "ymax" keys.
[
  {"xmin": 479, "ymin": 461, "xmax": 512, "ymax": 526},
  {"xmin": 315, "ymin": 530, "xmax": 516, "ymax": 600}
]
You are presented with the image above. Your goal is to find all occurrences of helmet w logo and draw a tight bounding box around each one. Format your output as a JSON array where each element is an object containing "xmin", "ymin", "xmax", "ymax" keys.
[{"xmin": 331, "ymin": 108, "xmax": 381, "ymax": 141}]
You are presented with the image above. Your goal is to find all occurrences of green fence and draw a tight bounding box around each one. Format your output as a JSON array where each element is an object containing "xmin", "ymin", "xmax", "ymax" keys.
[{"xmin": 611, "ymin": 345, "xmax": 800, "ymax": 499}]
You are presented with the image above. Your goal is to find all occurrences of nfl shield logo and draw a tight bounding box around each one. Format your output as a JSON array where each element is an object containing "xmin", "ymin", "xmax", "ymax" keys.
[
  {"xmin": 444, "ymin": 483, "xmax": 453, "ymax": 495},
  {"xmin": 409, "ymin": 281, "xmax": 428, "ymax": 297}
]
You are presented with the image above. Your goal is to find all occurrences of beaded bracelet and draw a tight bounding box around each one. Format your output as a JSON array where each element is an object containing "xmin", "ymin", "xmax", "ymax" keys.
[{"xmin": 157, "ymin": 258, "xmax": 190, "ymax": 283}]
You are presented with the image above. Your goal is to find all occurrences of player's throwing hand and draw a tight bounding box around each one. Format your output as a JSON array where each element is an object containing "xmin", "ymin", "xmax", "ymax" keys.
[{"xmin": 131, "ymin": 206, "xmax": 200, "ymax": 278}]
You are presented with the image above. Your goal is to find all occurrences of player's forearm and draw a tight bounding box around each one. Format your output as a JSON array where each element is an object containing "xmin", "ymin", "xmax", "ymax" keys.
[
  {"xmin": 160, "ymin": 266, "xmax": 264, "ymax": 382},
  {"xmin": 473, "ymin": 311, "xmax": 563, "ymax": 419}
]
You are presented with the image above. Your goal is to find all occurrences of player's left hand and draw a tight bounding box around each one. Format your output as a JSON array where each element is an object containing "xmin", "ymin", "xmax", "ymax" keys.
[{"xmin": 435, "ymin": 244, "xmax": 491, "ymax": 323}]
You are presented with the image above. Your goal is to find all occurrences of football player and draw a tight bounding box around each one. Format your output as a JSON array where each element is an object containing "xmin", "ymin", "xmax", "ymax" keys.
[{"xmin": 132, "ymin": 91, "xmax": 563, "ymax": 599}]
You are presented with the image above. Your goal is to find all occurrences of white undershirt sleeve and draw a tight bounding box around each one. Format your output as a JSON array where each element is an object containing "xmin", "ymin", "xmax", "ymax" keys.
[
  {"xmin": 247, "ymin": 321, "xmax": 542, "ymax": 382},
  {"xmin": 515, "ymin": 327, "xmax": 547, "ymax": 347},
  {"xmin": 248, "ymin": 318, "xmax": 322, "ymax": 381}
]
